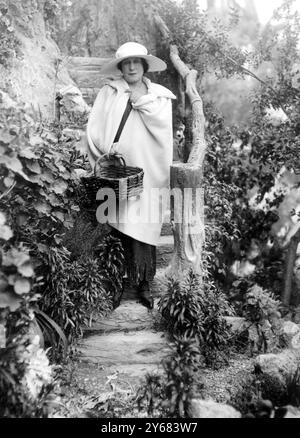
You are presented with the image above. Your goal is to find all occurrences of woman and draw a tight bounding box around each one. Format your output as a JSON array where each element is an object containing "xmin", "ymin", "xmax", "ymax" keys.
[{"xmin": 86, "ymin": 42, "xmax": 176, "ymax": 309}]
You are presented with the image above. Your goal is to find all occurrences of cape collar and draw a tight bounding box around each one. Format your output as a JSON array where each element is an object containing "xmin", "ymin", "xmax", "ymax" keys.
[{"xmin": 105, "ymin": 77, "xmax": 176, "ymax": 99}]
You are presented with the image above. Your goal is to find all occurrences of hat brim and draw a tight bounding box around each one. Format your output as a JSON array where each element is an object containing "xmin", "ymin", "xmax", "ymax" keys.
[{"xmin": 99, "ymin": 54, "xmax": 167, "ymax": 75}]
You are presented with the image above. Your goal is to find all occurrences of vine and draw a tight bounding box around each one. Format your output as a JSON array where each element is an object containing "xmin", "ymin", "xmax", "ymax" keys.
[{"xmin": 0, "ymin": 2, "xmax": 20, "ymax": 67}]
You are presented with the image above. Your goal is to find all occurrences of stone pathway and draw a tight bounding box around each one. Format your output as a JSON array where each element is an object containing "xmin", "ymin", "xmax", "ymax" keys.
[{"xmin": 74, "ymin": 231, "xmax": 174, "ymax": 397}]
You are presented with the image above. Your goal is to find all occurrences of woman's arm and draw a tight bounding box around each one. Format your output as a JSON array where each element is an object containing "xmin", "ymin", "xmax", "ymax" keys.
[{"xmin": 86, "ymin": 85, "xmax": 113, "ymax": 166}]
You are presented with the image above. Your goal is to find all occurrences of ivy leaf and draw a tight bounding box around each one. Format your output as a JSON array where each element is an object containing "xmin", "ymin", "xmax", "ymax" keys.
[
  {"xmin": 43, "ymin": 131, "xmax": 58, "ymax": 144},
  {"xmin": 27, "ymin": 174, "xmax": 43, "ymax": 185},
  {"xmin": 47, "ymin": 193, "xmax": 61, "ymax": 207},
  {"xmin": 35, "ymin": 202, "xmax": 51, "ymax": 215},
  {"xmin": 0, "ymin": 155, "xmax": 22, "ymax": 172},
  {"xmin": 29, "ymin": 135, "xmax": 42, "ymax": 147},
  {"xmin": 0, "ymin": 156, "xmax": 30, "ymax": 181},
  {"xmin": 14, "ymin": 278, "xmax": 31, "ymax": 295},
  {"xmin": 3, "ymin": 176, "xmax": 15, "ymax": 187},
  {"xmin": 0, "ymin": 212, "xmax": 6, "ymax": 226},
  {"xmin": 3, "ymin": 249, "xmax": 30, "ymax": 267},
  {"xmin": 25, "ymin": 161, "xmax": 41, "ymax": 174},
  {"xmin": 61, "ymin": 170, "xmax": 71, "ymax": 180},
  {"xmin": 8, "ymin": 275, "xmax": 16, "ymax": 286},
  {"xmin": 40, "ymin": 170, "xmax": 55, "ymax": 184},
  {"xmin": 0, "ymin": 290, "xmax": 22, "ymax": 311},
  {"xmin": 54, "ymin": 234, "xmax": 63, "ymax": 245},
  {"xmin": 17, "ymin": 262, "xmax": 34, "ymax": 278},
  {"xmin": 16, "ymin": 214, "xmax": 29, "ymax": 226},
  {"xmin": 52, "ymin": 211, "xmax": 65, "ymax": 222},
  {"xmin": 0, "ymin": 224, "xmax": 13, "ymax": 240},
  {"xmin": 19, "ymin": 149, "xmax": 37, "ymax": 159},
  {"xmin": 56, "ymin": 164, "xmax": 66, "ymax": 173},
  {"xmin": 0, "ymin": 131, "xmax": 15, "ymax": 145},
  {"xmin": 52, "ymin": 180, "xmax": 68, "ymax": 194}
]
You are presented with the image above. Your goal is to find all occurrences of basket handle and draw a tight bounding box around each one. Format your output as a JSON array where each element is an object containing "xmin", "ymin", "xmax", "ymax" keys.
[{"xmin": 94, "ymin": 153, "xmax": 126, "ymax": 176}]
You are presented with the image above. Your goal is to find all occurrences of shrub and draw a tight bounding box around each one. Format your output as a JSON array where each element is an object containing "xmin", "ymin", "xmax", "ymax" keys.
[
  {"xmin": 158, "ymin": 269, "xmax": 234, "ymax": 368},
  {"xmin": 0, "ymin": 2, "xmax": 21, "ymax": 68},
  {"xmin": 158, "ymin": 272, "xmax": 202, "ymax": 339},
  {"xmin": 37, "ymin": 246, "xmax": 115, "ymax": 345},
  {"xmin": 0, "ymin": 328, "xmax": 58, "ymax": 418},
  {"xmin": 162, "ymin": 336, "xmax": 202, "ymax": 417},
  {"xmin": 0, "ymin": 211, "xmax": 36, "ymax": 315},
  {"xmin": 95, "ymin": 232, "xmax": 125, "ymax": 309},
  {"xmin": 230, "ymin": 366, "xmax": 300, "ymax": 418},
  {"xmin": 0, "ymin": 102, "xmax": 122, "ymax": 347},
  {"xmin": 198, "ymin": 281, "xmax": 234, "ymax": 368},
  {"xmin": 137, "ymin": 336, "xmax": 202, "ymax": 418},
  {"xmin": 242, "ymin": 284, "xmax": 283, "ymax": 355}
]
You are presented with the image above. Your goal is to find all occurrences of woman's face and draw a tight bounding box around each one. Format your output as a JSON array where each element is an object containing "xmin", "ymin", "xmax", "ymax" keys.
[{"xmin": 121, "ymin": 57, "xmax": 144, "ymax": 84}]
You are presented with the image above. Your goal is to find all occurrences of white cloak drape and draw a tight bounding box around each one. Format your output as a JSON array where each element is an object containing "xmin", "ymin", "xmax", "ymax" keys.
[{"xmin": 86, "ymin": 77, "xmax": 176, "ymax": 246}]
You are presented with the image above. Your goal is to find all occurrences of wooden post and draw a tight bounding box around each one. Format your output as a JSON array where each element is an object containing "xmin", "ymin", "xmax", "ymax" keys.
[
  {"xmin": 153, "ymin": 19, "xmax": 207, "ymax": 279},
  {"xmin": 169, "ymin": 165, "xmax": 204, "ymax": 277}
]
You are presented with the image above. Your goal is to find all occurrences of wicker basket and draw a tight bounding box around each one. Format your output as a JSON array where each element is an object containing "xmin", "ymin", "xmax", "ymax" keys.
[{"xmin": 81, "ymin": 154, "xmax": 144, "ymax": 202}]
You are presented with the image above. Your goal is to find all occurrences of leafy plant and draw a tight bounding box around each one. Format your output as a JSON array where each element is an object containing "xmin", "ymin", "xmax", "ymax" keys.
[
  {"xmin": 198, "ymin": 281, "xmax": 234, "ymax": 368},
  {"xmin": 136, "ymin": 373, "xmax": 165, "ymax": 418},
  {"xmin": 242, "ymin": 284, "xmax": 283, "ymax": 355},
  {"xmin": 0, "ymin": 105, "xmax": 86, "ymax": 251},
  {"xmin": 137, "ymin": 336, "xmax": 202, "ymax": 418},
  {"xmin": 95, "ymin": 232, "xmax": 125, "ymax": 309},
  {"xmin": 158, "ymin": 269, "xmax": 234, "ymax": 368},
  {"xmin": 37, "ymin": 246, "xmax": 113, "ymax": 345},
  {"xmin": 0, "ymin": 330, "xmax": 58, "ymax": 418},
  {"xmin": 34, "ymin": 309, "xmax": 68, "ymax": 362},
  {"xmin": 162, "ymin": 336, "xmax": 202, "ymax": 417},
  {"xmin": 0, "ymin": 211, "xmax": 36, "ymax": 316},
  {"xmin": 231, "ymin": 365, "xmax": 300, "ymax": 418},
  {"xmin": 0, "ymin": 102, "xmax": 90, "ymax": 349},
  {"xmin": 43, "ymin": 0, "xmax": 73, "ymax": 39},
  {"xmin": 0, "ymin": 2, "xmax": 20, "ymax": 67},
  {"xmin": 158, "ymin": 271, "xmax": 202, "ymax": 339}
]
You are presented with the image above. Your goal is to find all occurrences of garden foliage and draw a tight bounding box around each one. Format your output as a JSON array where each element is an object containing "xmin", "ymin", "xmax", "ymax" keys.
[
  {"xmin": 0, "ymin": 101, "xmax": 124, "ymax": 415},
  {"xmin": 158, "ymin": 269, "xmax": 234, "ymax": 368},
  {"xmin": 137, "ymin": 336, "xmax": 201, "ymax": 418}
]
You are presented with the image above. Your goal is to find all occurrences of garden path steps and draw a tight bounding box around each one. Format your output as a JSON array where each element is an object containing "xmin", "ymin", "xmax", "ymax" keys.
[{"xmin": 74, "ymin": 224, "xmax": 174, "ymax": 396}]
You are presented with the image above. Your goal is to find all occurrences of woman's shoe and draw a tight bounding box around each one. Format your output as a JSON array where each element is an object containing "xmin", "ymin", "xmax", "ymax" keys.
[
  {"xmin": 138, "ymin": 281, "xmax": 154, "ymax": 309},
  {"xmin": 139, "ymin": 290, "xmax": 154, "ymax": 309}
]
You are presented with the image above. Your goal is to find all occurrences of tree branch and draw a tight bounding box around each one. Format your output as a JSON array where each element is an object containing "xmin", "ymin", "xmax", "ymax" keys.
[{"xmin": 282, "ymin": 226, "xmax": 300, "ymax": 306}]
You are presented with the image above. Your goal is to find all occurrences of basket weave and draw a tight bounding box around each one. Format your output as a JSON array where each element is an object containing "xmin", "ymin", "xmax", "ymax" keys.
[{"xmin": 81, "ymin": 154, "xmax": 144, "ymax": 202}]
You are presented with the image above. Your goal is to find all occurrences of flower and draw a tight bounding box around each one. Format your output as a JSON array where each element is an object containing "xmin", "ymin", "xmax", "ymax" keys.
[{"xmin": 21, "ymin": 336, "xmax": 53, "ymax": 401}]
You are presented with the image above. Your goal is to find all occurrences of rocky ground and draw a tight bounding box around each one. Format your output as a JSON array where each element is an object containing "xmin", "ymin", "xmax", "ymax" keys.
[
  {"xmin": 51, "ymin": 231, "xmax": 300, "ymax": 419},
  {"xmin": 53, "ymin": 294, "xmax": 252, "ymax": 418}
]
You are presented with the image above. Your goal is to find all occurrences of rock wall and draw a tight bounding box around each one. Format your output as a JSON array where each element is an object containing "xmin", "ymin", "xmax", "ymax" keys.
[
  {"xmin": 0, "ymin": 0, "xmax": 177, "ymax": 119},
  {"xmin": 53, "ymin": 0, "xmax": 160, "ymax": 58},
  {"xmin": 0, "ymin": 0, "xmax": 75, "ymax": 118}
]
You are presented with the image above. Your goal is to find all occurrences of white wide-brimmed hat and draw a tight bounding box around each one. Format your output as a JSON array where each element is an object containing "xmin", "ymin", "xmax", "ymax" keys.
[{"xmin": 99, "ymin": 42, "xmax": 167, "ymax": 75}]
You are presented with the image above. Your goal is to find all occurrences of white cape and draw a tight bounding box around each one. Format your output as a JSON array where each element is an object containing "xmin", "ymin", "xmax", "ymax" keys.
[{"xmin": 86, "ymin": 77, "xmax": 176, "ymax": 246}]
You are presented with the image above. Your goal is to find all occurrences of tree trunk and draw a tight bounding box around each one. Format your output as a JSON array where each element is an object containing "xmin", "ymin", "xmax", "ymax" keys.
[
  {"xmin": 282, "ymin": 227, "xmax": 300, "ymax": 306},
  {"xmin": 153, "ymin": 15, "xmax": 207, "ymax": 279}
]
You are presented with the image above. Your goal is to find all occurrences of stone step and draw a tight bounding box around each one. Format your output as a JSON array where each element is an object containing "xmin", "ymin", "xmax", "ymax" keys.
[
  {"xmin": 78, "ymin": 329, "xmax": 170, "ymax": 366},
  {"xmin": 73, "ymin": 360, "xmax": 164, "ymax": 393},
  {"xmin": 83, "ymin": 300, "xmax": 160, "ymax": 336}
]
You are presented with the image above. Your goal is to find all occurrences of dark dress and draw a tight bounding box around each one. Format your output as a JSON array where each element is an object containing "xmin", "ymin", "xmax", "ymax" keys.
[{"xmin": 110, "ymin": 226, "xmax": 156, "ymax": 285}]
